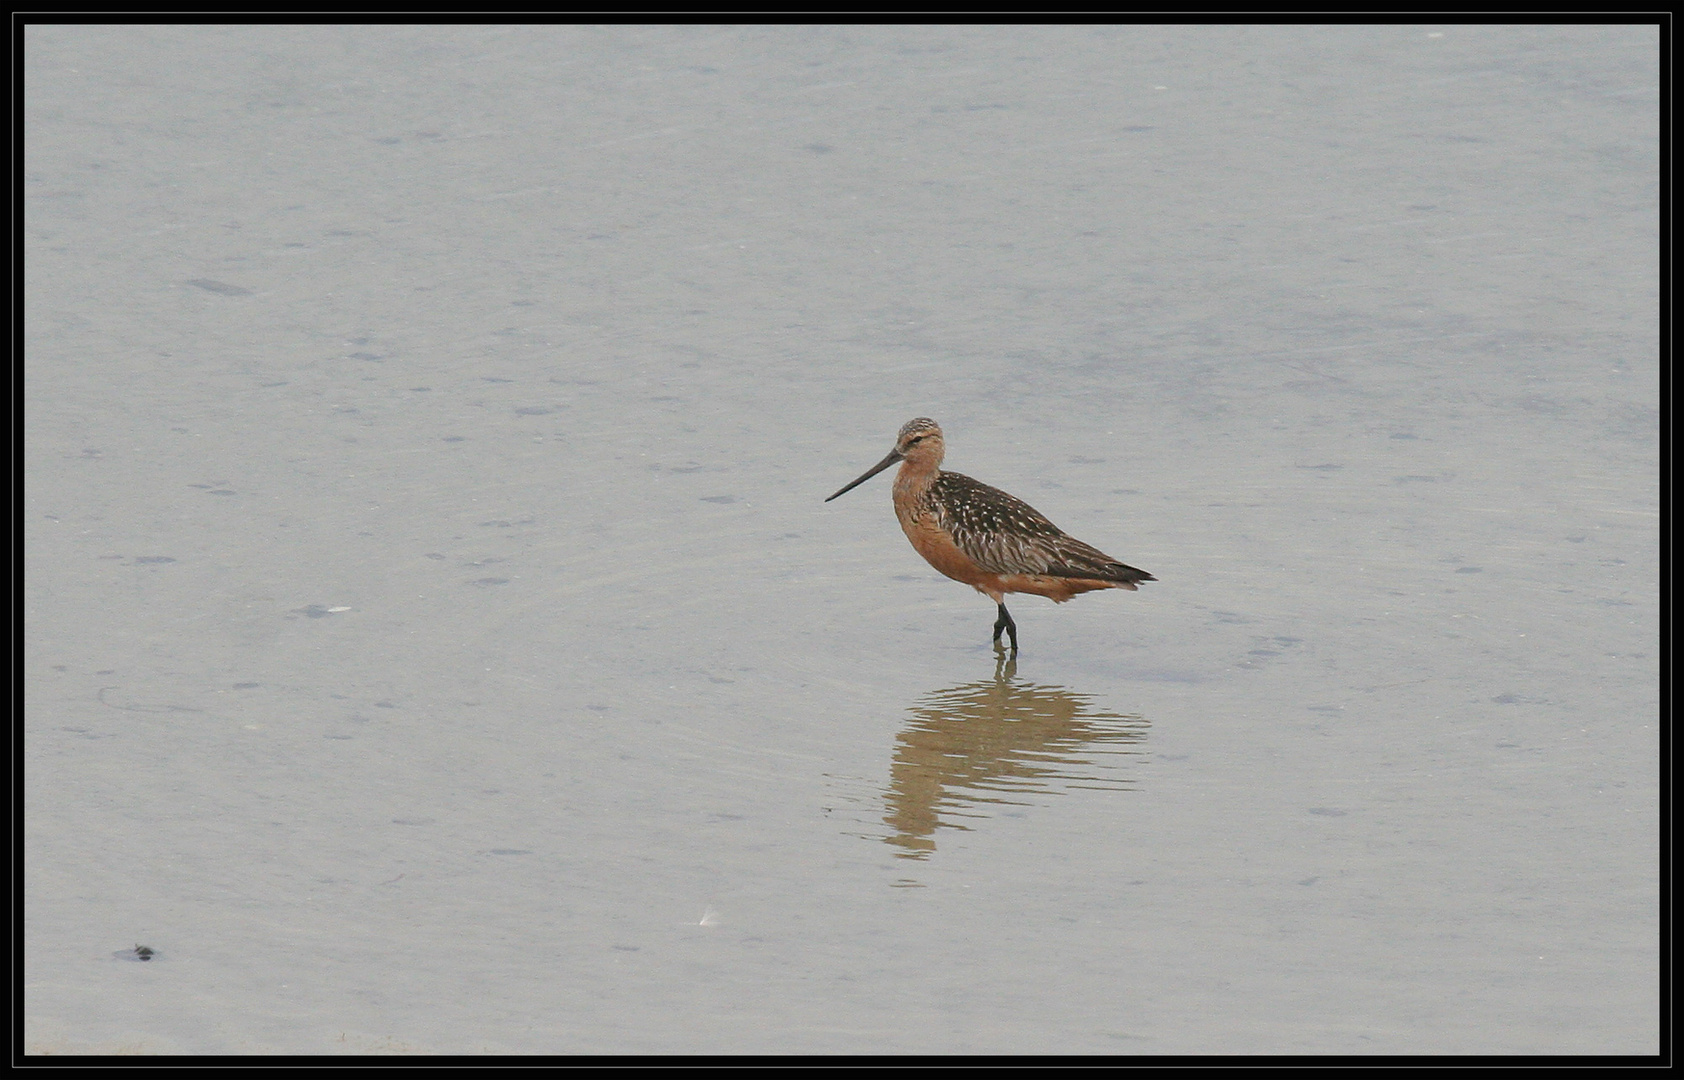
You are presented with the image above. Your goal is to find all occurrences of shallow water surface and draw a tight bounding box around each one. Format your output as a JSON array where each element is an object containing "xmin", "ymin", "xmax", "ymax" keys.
[{"xmin": 25, "ymin": 24, "xmax": 1655, "ymax": 1055}]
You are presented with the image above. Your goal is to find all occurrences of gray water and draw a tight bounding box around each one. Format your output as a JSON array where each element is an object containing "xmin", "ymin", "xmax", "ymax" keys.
[{"xmin": 25, "ymin": 24, "xmax": 1656, "ymax": 1055}]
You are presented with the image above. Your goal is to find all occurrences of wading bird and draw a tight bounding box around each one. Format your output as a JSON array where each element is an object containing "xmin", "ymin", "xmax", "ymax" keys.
[{"xmin": 826, "ymin": 418, "xmax": 1154, "ymax": 651}]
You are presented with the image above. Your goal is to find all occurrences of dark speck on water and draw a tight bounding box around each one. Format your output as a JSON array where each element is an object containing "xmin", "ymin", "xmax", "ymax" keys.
[{"xmin": 185, "ymin": 279, "xmax": 251, "ymax": 295}]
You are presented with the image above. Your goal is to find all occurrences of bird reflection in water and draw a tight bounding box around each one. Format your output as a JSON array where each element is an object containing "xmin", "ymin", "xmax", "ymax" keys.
[{"xmin": 883, "ymin": 649, "xmax": 1149, "ymax": 859}]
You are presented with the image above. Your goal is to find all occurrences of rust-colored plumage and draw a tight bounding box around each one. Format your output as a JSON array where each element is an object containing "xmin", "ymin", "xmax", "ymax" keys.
[{"xmin": 826, "ymin": 418, "xmax": 1154, "ymax": 650}]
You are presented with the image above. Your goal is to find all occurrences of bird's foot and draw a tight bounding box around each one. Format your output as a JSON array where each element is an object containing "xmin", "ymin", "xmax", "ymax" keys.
[{"xmin": 992, "ymin": 603, "xmax": 1019, "ymax": 653}]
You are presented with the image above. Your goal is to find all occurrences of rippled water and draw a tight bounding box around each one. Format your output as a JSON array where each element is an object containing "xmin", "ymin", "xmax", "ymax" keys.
[{"xmin": 26, "ymin": 24, "xmax": 1655, "ymax": 1055}]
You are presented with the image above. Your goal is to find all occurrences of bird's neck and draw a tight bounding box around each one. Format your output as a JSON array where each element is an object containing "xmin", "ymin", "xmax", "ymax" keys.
[{"xmin": 892, "ymin": 458, "xmax": 941, "ymax": 512}]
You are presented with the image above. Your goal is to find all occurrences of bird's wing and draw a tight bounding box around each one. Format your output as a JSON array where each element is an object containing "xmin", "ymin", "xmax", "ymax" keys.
[{"xmin": 932, "ymin": 472, "xmax": 1154, "ymax": 585}]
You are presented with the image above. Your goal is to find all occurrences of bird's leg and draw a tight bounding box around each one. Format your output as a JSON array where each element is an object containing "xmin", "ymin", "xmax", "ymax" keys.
[{"xmin": 992, "ymin": 602, "xmax": 1018, "ymax": 652}]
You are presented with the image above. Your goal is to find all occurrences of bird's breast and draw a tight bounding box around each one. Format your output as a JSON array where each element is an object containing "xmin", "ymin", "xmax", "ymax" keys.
[{"xmin": 896, "ymin": 508, "xmax": 996, "ymax": 588}]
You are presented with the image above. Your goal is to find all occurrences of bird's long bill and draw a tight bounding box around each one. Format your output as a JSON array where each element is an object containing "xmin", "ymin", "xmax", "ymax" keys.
[{"xmin": 824, "ymin": 448, "xmax": 902, "ymax": 502}]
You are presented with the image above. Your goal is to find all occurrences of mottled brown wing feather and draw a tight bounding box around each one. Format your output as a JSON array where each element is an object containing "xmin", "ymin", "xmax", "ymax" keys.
[{"xmin": 929, "ymin": 472, "xmax": 1154, "ymax": 585}]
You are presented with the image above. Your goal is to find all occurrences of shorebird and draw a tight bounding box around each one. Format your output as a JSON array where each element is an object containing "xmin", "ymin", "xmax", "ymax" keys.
[{"xmin": 826, "ymin": 418, "xmax": 1154, "ymax": 651}]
